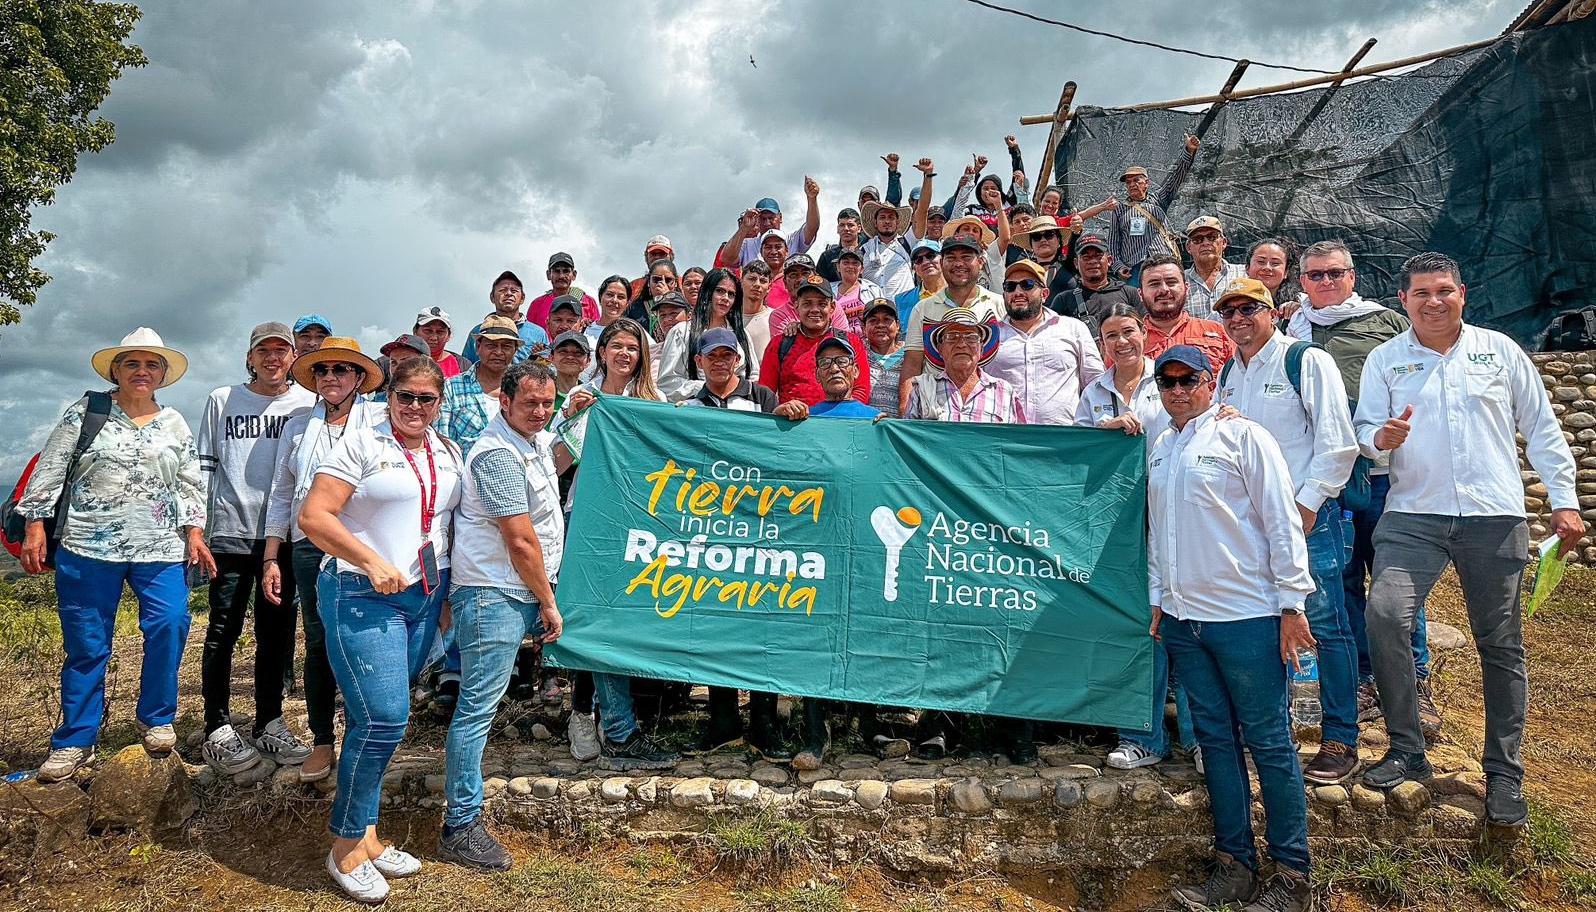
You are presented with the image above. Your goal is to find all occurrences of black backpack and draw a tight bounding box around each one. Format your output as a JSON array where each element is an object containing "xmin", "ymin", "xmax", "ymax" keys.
[
  {"xmin": 1, "ymin": 391, "xmax": 114, "ymax": 569},
  {"xmin": 1545, "ymin": 306, "xmax": 1596, "ymax": 352}
]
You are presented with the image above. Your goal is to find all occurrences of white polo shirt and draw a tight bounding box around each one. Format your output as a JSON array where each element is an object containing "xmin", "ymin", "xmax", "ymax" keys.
[
  {"xmin": 1354, "ymin": 324, "xmax": 1577, "ymax": 517},
  {"xmin": 986, "ymin": 311, "xmax": 1104, "ymax": 426},
  {"xmin": 1075, "ymin": 357, "xmax": 1168, "ymax": 441}
]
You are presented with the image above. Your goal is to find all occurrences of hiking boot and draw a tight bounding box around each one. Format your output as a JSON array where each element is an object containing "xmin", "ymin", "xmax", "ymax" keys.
[
  {"xmin": 438, "ymin": 817, "xmax": 512, "ymax": 872},
  {"xmin": 599, "ymin": 732, "xmax": 679, "ymax": 771},
  {"xmin": 1362, "ymin": 749, "xmax": 1432, "ymax": 789},
  {"xmin": 793, "ymin": 703, "xmax": 830, "ymax": 770},
  {"xmin": 1172, "ymin": 853, "xmax": 1256, "ymax": 910},
  {"xmin": 137, "ymin": 721, "xmax": 177, "ymax": 754},
  {"xmin": 38, "ymin": 746, "xmax": 93, "ymax": 783},
  {"xmin": 747, "ymin": 721, "xmax": 794, "ymax": 763},
  {"xmin": 1108, "ymin": 740, "xmax": 1164, "ymax": 770},
  {"xmin": 915, "ymin": 734, "xmax": 947, "ymax": 761},
  {"xmin": 202, "ymin": 724, "xmax": 262, "ymax": 775},
  {"xmin": 1416, "ymin": 677, "xmax": 1442, "ymax": 741},
  {"xmin": 1003, "ymin": 737, "xmax": 1039, "ymax": 766},
  {"xmin": 870, "ymin": 734, "xmax": 911, "ymax": 760},
  {"xmin": 567, "ymin": 712, "xmax": 600, "ymax": 762},
  {"xmin": 1241, "ymin": 870, "xmax": 1312, "ymax": 912},
  {"xmin": 255, "ymin": 716, "xmax": 312, "ymax": 765},
  {"xmin": 1302, "ymin": 740, "xmax": 1358, "ymax": 785},
  {"xmin": 1356, "ymin": 679, "xmax": 1383, "ymax": 722},
  {"xmin": 1485, "ymin": 775, "xmax": 1528, "ymax": 828}
]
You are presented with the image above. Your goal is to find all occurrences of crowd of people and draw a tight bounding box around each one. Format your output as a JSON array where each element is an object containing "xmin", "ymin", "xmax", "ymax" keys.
[{"xmin": 13, "ymin": 135, "xmax": 1586, "ymax": 911}]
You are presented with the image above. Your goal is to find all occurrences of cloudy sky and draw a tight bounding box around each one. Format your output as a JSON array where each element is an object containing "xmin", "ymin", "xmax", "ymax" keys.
[{"xmin": 0, "ymin": 0, "xmax": 1513, "ymax": 472}]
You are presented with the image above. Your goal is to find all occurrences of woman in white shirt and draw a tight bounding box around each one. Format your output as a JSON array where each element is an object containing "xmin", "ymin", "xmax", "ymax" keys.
[
  {"xmin": 260, "ymin": 337, "xmax": 383, "ymax": 783},
  {"xmin": 299, "ymin": 357, "xmax": 464, "ymax": 904},
  {"xmin": 1075, "ymin": 304, "xmax": 1169, "ymax": 441},
  {"xmin": 655, "ymin": 267, "xmax": 759, "ymax": 402}
]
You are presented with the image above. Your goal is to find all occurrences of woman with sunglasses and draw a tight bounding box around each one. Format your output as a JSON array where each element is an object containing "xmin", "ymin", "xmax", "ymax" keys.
[
  {"xmin": 625, "ymin": 258, "xmax": 680, "ymax": 326},
  {"xmin": 656, "ymin": 267, "xmax": 758, "ymax": 402},
  {"xmin": 261, "ymin": 338, "xmax": 384, "ymax": 784},
  {"xmin": 299, "ymin": 357, "xmax": 464, "ymax": 904}
]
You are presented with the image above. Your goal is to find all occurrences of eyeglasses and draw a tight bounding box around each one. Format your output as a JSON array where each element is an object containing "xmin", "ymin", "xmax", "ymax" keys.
[
  {"xmin": 1215, "ymin": 302, "xmax": 1271, "ymax": 319},
  {"xmin": 911, "ymin": 254, "xmax": 938, "ymax": 265},
  {"xmin": 311, "ymin": 364, "xmax": 361, "ymax": 378},
  {"xmin": 816, "ymin": 356, "xmax": 854, "ymax": 369},
  {"xmin": 1029, "ymin": 232, "xmax": 1061, "ymax": 243},
  {"xmin": 1154, "ymin": 374, "xmax": 1204, "ymax": 390},
  {"xmin": 1002, "ymin": 279, "xmax": 1042, "ymax": 293},
  {"xmin": 1305, "ymin": 268, "xmax": 1352, "ymax": 283},
  {"xmin": 649, "ymin": 275, "xmax": 674, "ymax": 284},
  {"xmin": 940, "ymin": 332, "xmax": 982, "ymax": 347},
  {"xmin": 392, "ymin": 390, "xmax": 440, "ymax": 406}
]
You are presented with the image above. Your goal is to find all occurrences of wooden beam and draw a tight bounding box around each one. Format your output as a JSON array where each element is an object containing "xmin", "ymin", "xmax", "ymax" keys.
[
  {"xmin": 1192, "ymin": 59, "xmax": 1251, "ymax": 138},
  {"xmin": 1029, "ymin": 82, "xmax": 1076, "ymax": 205},
  {"xmin": 1333, "ymin": 39, "xmax": 1378, "ymax": 85}
]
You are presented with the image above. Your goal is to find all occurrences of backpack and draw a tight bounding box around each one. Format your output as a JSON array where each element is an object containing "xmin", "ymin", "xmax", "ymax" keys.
[
  {"xmin": 1545, "ymin": 306, "xmax": 1596, "ymax": 352},
  {"xmin": 1220, "ymin": 343, "xmax": 1373, "ymax": 513},
  {"xmin": 774, "ymin": 328, "xmax": 848, "ymax": 389},
  {"xmin": 2, "ymin": 391, "xmax": 115, "ymax": 567}
]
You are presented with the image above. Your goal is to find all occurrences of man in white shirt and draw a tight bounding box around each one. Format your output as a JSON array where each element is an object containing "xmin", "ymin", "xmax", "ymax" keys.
[
  {"xmin": 898, "ymin": 234, "xmax": 1008, "ymax": 414},
  {"xmin": 1354, "ymin": 252, "xmax": 1583, "ymax": 827},
  {"xmin": 861, "ymin": 158, "xmax": 935, "ymax": 301},
  {"xmin": 1148, "ymin": 344, "xmax": 1316, "ymax": 912},
  {"xmin": 1215, "ymin": 277, "xmax": 1360, "ymax": 787},
  {"xmin": 987, "ymin": 258, "xmax": 1102, "ymax": 425},
  {"xmin": 1181, "ymin": 215, "xmax": 1248, "ymax": 320}
]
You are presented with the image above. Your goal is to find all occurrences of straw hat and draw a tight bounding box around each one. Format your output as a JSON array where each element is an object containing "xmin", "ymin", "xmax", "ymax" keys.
[
  {"xmin": 925, "ymin": 306, "xmax": 1001, "ymax": 370},
  {"xmin": 941, "ymin": 216, "xmax": 996, "ymax": 249},
  {"xmin": 861, "ymin": 200, "xmax": 913, "ymax": 238},
  {"xmin": 290, "ymin": 336, "xmax": 384, "ymax": 393},
  {"xmin": 1011, "ymin": 215, "xmax": 1073, "ymax": 250},
  {"xmin": 91, "ymin": 328, "xmax": 188, "ymax": 388}
]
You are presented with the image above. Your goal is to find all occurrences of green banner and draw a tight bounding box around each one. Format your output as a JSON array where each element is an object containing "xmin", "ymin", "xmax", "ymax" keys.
[{"xmin": 546, "ymin": 397, "xmax": 1153, "ymax": 730}]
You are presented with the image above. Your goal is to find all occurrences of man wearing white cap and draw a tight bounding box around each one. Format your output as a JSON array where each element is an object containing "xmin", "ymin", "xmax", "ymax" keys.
[
  {"xmin": 1183, "ymin": 215, "xmax": 1247, "ymax": 320},
  {"xmin": 414, "ymin": 306, "xmax": 462, "ymax": 378}
]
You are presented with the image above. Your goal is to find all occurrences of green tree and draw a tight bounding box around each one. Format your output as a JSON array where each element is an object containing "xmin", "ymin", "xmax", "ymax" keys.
[{"xmin": 0, "ymin": 0, "xmax": 145, "ymax": 324}]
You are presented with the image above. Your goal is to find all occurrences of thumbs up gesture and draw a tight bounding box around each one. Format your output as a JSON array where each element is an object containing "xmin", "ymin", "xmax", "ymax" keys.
[{"xmin": 1375, "ymin": 404, "xmax": 1415, "ymax": 451}]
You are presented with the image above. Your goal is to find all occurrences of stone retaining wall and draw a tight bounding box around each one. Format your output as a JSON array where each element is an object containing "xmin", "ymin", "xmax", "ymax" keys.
[{"xmin": 1529, "ymin": 351, "xmax": 1596, "ymax": 565}]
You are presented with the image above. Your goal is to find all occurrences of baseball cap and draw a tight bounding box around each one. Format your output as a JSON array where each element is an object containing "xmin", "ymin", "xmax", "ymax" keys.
[
  {"xmin": 492, "ymin": 270, "xmax": 523, "ymax": 290},
  {"xmin": 645, "ymin": 235, "xmax": 673, "ymax": 255},
  {"xmin": 293, "ymin": 314, "xmax": 332, "ymax": 335},
  {"xmin": 939, "ymin": 235, "xmax": 985, "ymax": 255},
  {"xmin": 926, "ymin": 205, "xmax": 947, "ymax": 223},
  {"xmin": 757, "ymin": 228, "xmax": 786, "ymax": 249},
  {"xmin": 475, "ymin": 314, "xmax": 522, "ymax": 343},
  {"xmin": 381, "ymin": 333, "xmax": 429, "ymax": 357},
  {"xmin": 792, "ymin": 274, "xmax": 835, "ymax": 300},
  {"xmin": 413, "ymin": 306, "xmax": 452, "ymax": 330},
  {"xmin": 250, "ymin": 322, "xmax": 294, "ymax": 349},
  {"xmin": 1004, "ymin": 259, "xmax": 1047, "ymax": 284},
  {"xmin": 548, "ymin": 294, "xmax": 583, "ymax": 316},
  {"xmin": 1153, "ymin": 344, "xmax": 1212, "ymax": 376},
  {"xmin": 911, "ymin": 239, "xmax": 942, "ymax": 259},
  {"xmin": 552, "ymin": 330, "xmax": 592, "ymax": 354},
  {"xmin": 1120, "ymin": 166, "xmax": 1149, "ymax": 182},
  {"xmin": 755, "ymin": 197, "xmax": 781, "ymax": 214},
  {"xmin": 836, "ymin": 247, "xmax": 863, "ymax": 263},
  {"xmin": 1186, "ymin": 215, "xmax": 1224, "ymax": 236},
  {"xmin": 782, "ymin": 253, "xmax": 816, "ymax": 273},
  {"xmin": 1214, "ymin": 277, "xmax": 1275, "ymax": 310},
  {"xmin": 651, "ymin": 291, "xmax": 689, "ymax": 312},
  {"xmin": 862, "ymin": 298, "xmax": 898, "ymax": 323},
  {"xmin": 697, "ymin": 327, "xmax": 741, "ymax": 356},
  {"xmin": 1075, "ymin": 234, "xmax": 1110, "ymax": 253},
  {"xmin": 547, "ymin": 251, "xmax": 575, "ymax": 269},
  {"xmin": 858, "ymin": 185, "xmax": 880, "ymax": 201},
  {"xmin": 814, "ymin": 334, "xmax": 856, "ymax": 362}
]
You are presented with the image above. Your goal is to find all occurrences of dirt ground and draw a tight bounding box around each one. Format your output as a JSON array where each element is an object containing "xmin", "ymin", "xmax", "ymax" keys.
[{"xmin": 1, "ymin": 566, "xmax": 1594, "ymax": 912}]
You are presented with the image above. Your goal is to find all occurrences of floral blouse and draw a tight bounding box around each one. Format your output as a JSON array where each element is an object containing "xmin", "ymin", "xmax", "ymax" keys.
[{"xmin": 18, "ymin": 397, "xmax": 207, "ymax": 563}]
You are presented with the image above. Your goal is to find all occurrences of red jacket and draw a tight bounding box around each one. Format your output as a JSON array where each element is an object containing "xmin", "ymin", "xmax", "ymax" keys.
[{"xmin": 759, "ymin": 329, "xmax": 871, "ymax": 406}]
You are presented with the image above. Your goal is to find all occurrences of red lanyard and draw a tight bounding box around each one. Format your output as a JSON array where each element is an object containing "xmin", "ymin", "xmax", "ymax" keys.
[{"xmin": 395, "ymin": 432, "xmax": 437, "ymax": 535}]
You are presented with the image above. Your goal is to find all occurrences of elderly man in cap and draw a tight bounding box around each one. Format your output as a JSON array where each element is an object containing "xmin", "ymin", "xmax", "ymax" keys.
[
  {"xmin": 462, "ymin": 270, "xmax": 553, "ymax": 365},
  {"xmin": 904, "ymin": 305, "xmax": 1025, "ymax": 423},
  {"xmin": 1214, "ymin": 277, "xmax": 1360, "ymax": 786},
  {"xmin": 413, "ymin": 307, "xmax": 462, "ymax": 378},
  {"xmin": 899, "ymin": 232, "xmax": 1007, "ymax": 414},
  {"xmin": 862, "ymin": 158, "xmax": 935, "ymax": 300},
  {"xmin": 719, "ymin": 179, "xmax": 822, "ymax": 268},
  {"xmin": 1107, "ymin": 134, "xmax": 1199, "ymax": 287},
  {"xmin": 1148, "ymin": 343, "xmax": 1315, "ymax": 912},
  {"xmin": 1056, "ymin": 233, "xmax": 1141, "ymax": 329},
  {"xmin": 543, "ymin": 294, "xmax": 587, "ymax": 342},
  {"xmin": 196, "ymin": 322, "xmax": 316, "ymax": 775},
  {"xmin": 1183, "ymin": 216, "xmax": 1248, "ymax": 320},
  {"xmin": 439, "ymin": 315, "xmax": 521, "ymax": 456},
  {"xmin": 760, "ymin": 276, "xmax": 870, "ymax": 414},
  {"xmin": 528, "ymin": 252, "xmax": 599, "ymax": 330},
  {"xmin": 293, "ymin": 314, "xmax": 333, "ymax": 354},
  {"xmin": 1138, "ymin": 253, "xmax": 1233, "ymax": 373},
  {"xmin": 988, "ymin": 259, "xmax": 1102, "ymax": 426}
]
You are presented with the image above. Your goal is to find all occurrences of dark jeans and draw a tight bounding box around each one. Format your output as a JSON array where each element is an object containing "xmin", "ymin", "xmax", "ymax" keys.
[
  {"xmin": 202, "ymin": 547, "xmax": 295, "ymax": 736},
  {"xmin": 1344, "ymin": 474, "xmax": 1431, "ymax": 680},
  {"xmin": 1164, "ymin": 615, "xmax": 1310, "ymax": 877},
  {"xmin": 287, "ymin": 539, "xmax": 339, "ymax": 746}
]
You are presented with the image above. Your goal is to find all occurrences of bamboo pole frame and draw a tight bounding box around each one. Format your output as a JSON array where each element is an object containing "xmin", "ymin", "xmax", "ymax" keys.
[{"xmin": 1029, "ymin": 82, "xmax": 1076, "ymax": 205}]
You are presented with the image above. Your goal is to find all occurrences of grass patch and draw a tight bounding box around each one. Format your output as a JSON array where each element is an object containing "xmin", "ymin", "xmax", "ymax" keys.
[
  {"xmin": 1462, "ymin": 860, "xmax": 1521, "ymax": 909},
  {"xmin": 1526, "ymin": 801, "xmax": 1577, "ymax": 867},
  {"xmin": 706, "ymin": 809, "xmax": 810, "ymax": 869},
  {"xmin": 741, "ymin": 884, "xmax": 848, "ymax": 912},
  {"xmin": 1565, "ymin": 867, "xmax": 1596, "ymax": 905},
  {"xmin": 494, "ymin": 857, "xmax": 647, "ymax": 911},
  {"xmin": 628, "ymin": 845, "xmax": 686, "ymax": 878}
]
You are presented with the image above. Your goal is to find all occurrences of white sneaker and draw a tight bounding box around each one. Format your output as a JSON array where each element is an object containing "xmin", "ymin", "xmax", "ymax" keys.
[
  {"xmin": 255, "ymin": 716, "xmax": 312, "ymax": 765},
  {"xmin": 137, "ymin": 722, "xmax": 177, "ymax": 753},
  {"xmin": 1193, "ymin": 746, "xmax": 1204, "ymax": 775},
  {"xmin": 568, "ymin": 712, "xmax": 600, "ymax": 762},
  {"xmin": 371, "ymin": 845, "xmax": 421, "ymax": 878},
  {"xmin": 38, "ymin": 746, "xmax": 93, "ymax": 782},
  {"xmin": 202, "ymin": 724, "xmax": 262, "ymax": 775},
  {"xmin": 1106, "ymin": 740, "xmax": 1163, "ymax": 770},
  {"xmin": 326, "ymin": 851, "xmax": 389, "ymax": 904}
]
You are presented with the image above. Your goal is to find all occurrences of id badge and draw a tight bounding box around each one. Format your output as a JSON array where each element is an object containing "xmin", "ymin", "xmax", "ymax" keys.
[
  {"xmin": 1129, "ymin": 216, "xmax": 1147, "ymax": 236},
  {"xmin": 418, "ymin": 540, "xmax": 440, "ymax": 595}
]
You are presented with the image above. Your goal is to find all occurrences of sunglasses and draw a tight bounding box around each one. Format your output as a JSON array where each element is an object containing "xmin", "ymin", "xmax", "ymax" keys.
[
  {"xmin": 311, "ymin": 363, "xmax": 362, "ymax": 378},
  {"xmin": 1305, "ymin": 268, "xmax": 1352, "ymax": 283},
  {"xmin": 1154, "ymin": 374, "xmax": 1204, "ymax": 390},
  {"xmin": 1215, "ymin": 302, "xmax": 1271, "ymax": 319},
  {"xmin": 816, "ymin": 356, "xmax": 855, "ymax": 369},
  {"xmin": 1002, "ymin": 279, "xmax": 1042, "ymax": 293},
  {"xmin": 1029, "ymin": 231, "xmax": 1062, "ymax": 243},
  {"xmin": 392, "ymin": 390, "xmax": 440, "ymax": 407},
  {"xmin": 649, "ymin": 274, "xmax": 675, "ymax": 284},
  {"xmin": 911, "ymin": 254, "xmax": 938, "ymax": 265}
]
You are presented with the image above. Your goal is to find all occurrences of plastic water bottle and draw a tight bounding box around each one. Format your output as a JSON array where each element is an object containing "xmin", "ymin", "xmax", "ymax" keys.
[
  {"xmin": 1341, "ymin": 510, "xmax": 1356, "ymax": 564},
  {"xmin": 1289, "ymin": 650, "xmax": 1323, "ymax": 729}
]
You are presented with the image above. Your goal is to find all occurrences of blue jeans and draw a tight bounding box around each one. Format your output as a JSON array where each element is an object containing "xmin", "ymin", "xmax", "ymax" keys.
[
  {"xmin": 1343, "ymin": 474, "xmax": 1430, "ymax": 680},
  {"xmin": 1116, "ymin": 636, "xmax": 1196, "ymax": 755},
  {"xmin": 52, "ymin": 550, "xmax": 191, "ymax": 749},
  {"xmin": 1164, "ymin": 615, "xmax": 1310, "ymax": 877},
  {"xmin": 319, "ymin": 567, "xmax": 446, "ymax": 840},
  {"xmin": 1305, "ymin": 501, "xmax": 1357, "ymax": 746},
  {"xmin": 444, "ymin": 585, "xmax": 642, "ymax": 828}
]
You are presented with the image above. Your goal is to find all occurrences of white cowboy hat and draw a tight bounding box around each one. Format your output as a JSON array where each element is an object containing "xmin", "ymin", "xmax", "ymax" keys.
[
  {"xmin": 91, "ymin": 327, "xmax": 189, "ymax": 388},
  {"xmin": 861, "ymin": 200, "xmax": 913, "ymax": 238}
]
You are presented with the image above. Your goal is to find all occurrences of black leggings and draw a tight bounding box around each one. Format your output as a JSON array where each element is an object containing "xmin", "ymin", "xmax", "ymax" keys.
[
  {"xmin": 287, "ymin": 540, "xmax": 339, "ymax": 746},
  {"xmin": 202, "ymin": 547, "xmax": 294, "ymax": 736}
]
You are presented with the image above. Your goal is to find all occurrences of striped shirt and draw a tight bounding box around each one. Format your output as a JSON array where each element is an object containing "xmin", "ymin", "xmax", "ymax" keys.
[
  {"xmin": 1183, "ymin": 262, "xmax": 1249, "ymax": 321},
  {"xmin": 1105, "ymin": 148, "xmax": 1195, "ymax": 269},
  {"xmin": 904, "ymin": 370, "xmax": 1028, "ymax": 424},
  {"xmin": 435, "ymin": 367, "xmax": 500, "ymax": 455}
]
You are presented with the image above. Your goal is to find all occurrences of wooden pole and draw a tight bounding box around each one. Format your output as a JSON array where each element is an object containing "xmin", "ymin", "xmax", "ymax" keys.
[
  {"xmin": 1192, "ymin": 59, "xmax": 1251, "ymax": 138},
  {"xmin": 1016, "ymin": 35, "xmax": 1499, "ymax": 120},
  {"xmin": 1333, "ymin": 39, "xmax": 1379, "ymax": 84},
  {"xmin": 1030, "ymin": 82, "xmax": 1076, "ymax": 205}
]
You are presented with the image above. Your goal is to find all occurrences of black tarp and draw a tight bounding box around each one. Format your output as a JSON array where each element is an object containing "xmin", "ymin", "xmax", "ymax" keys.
[{"xmin": 1053, "ymin": 17, "xmax": 1596, "ymax": 349}]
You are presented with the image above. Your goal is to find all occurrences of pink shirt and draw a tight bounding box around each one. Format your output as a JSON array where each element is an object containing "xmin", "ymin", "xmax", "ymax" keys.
[{"xmin": 526, "ymin": 291, "xmax": 600, "ymax": 331}]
